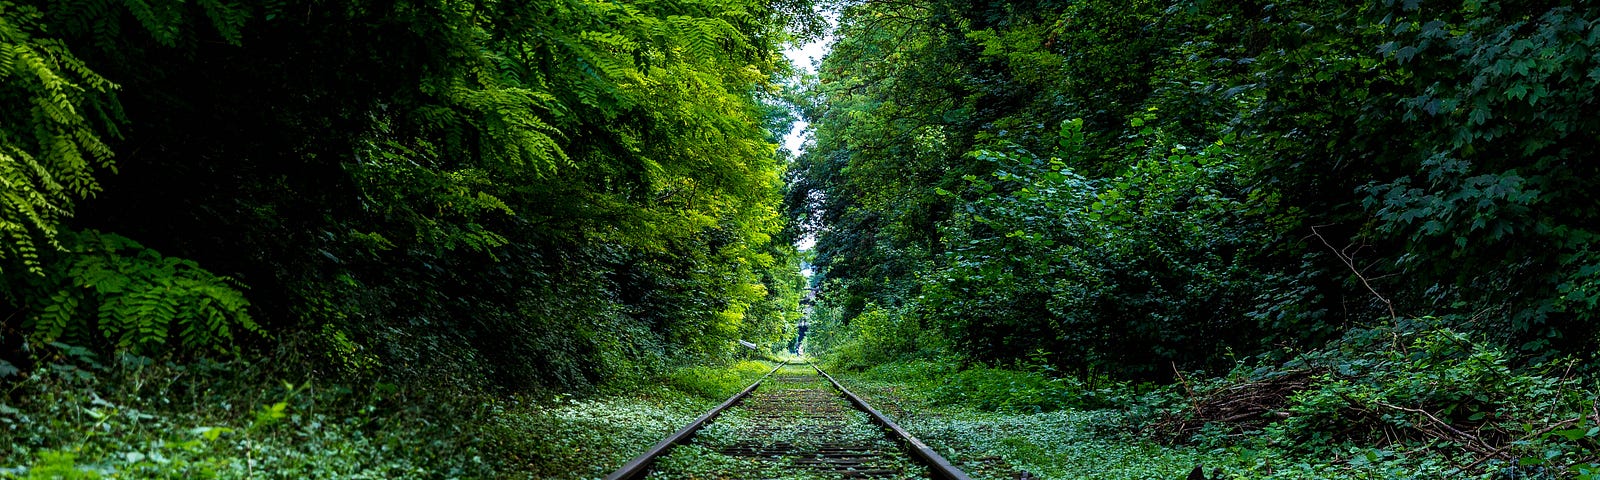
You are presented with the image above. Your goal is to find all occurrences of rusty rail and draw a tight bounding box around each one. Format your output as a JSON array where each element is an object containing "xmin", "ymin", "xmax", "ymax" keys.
[
  {"xmin": 810, "ymin": 362, "xmax": 975, "ymax": 480},
  {"xmin": 604, "ymin": 362, "xmax": 784, "ymax": 480}
]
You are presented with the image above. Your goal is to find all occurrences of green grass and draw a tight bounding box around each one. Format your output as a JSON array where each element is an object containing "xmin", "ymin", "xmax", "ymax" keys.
[{"xmin": 665, "ymin": 360, "xmax": 777, "ymax": 400}]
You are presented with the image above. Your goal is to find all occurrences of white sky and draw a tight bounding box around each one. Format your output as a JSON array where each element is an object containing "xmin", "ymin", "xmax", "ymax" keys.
[{"xmin": 780, "ymin": 23, "xmax": 833, "ymax": 158}]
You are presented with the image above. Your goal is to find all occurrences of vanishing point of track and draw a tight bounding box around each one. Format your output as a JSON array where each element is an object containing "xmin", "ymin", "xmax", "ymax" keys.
[{"xmin": 606, "ymin": 363, "xmax": 973, "ymax": 480}]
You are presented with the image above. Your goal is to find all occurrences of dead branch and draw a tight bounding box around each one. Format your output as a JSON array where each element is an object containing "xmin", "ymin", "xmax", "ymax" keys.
[
  {"xmin": 1461, "ymin": 415, "xmax": 1586, "ymax": 471},
  {"xmin": 1374, "ymin": 401, "xmax": 1496, "ymax": 455},
  {"xmin": 1309, "ymin": 225, "xmax": 1398, "ymax": 322}
]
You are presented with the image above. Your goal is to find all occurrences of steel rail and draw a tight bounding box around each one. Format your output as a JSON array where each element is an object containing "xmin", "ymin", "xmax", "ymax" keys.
[
  {"xmin": 604, "ymin": 362, "xmax": 785, "ymax": 480},
  {"xmin": 810, "ymin": 362, "xmax": 975, "ymax": 480}
]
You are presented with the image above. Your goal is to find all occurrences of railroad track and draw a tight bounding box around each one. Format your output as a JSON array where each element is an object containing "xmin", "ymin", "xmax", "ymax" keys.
[{"xmin": 607, "ymin": 363, "xmax": 973, "ymax": 480}]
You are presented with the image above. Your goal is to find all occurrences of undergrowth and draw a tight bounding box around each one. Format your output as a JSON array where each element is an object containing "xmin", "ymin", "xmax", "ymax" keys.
[
  {"xmin": 1162, "ymin": 319, "xmax": 1600, "ymax": 479},
  {"xmin": 826, "ymin": 319, "xmax": 1600, "ymax": 479},
  {"xmin": 0, "ymin": 345, "xmax": 493, "ymax": 479},
  {"xmin": 0, "ymin": 345, "xmax": 779, "ymax": 479},
  {"xmin": 839, "ymin": 361, "xmax": 1207, "ymax": 480}
]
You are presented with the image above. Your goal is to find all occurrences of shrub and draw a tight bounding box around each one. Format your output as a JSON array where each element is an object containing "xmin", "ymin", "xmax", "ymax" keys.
[
  {"xmin": 927, "ymin": 366, "xmax": 1087, "ymax": 413},
  {"xmin": 857, "ymin": 359, "xmax": 1108, "ymax": 413},
  {"xmin": 820, "ymin": 304, "xmax": 939, "ymax": 372}
]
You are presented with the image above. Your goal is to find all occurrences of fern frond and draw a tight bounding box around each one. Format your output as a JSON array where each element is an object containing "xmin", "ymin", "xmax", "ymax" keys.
[
  {"xmin": 0, "ymin": 43, "xmax": 16, "ymax": 74},
  {"xmin": 18, "ymin": 230, "xmax": 259, "ymax": 355},
  {"xmin": 193, "ymin": 0, "xmax": 248, "ymax": 45},
  {"xmin": 0, "ymin": 4, "xmax": 119, "ymax": 274},
  {"xmin": 26, "ymin": 288, "xmax": 78, "ymax": 342},
  {"xmin": 117, "ymin": 0, "xmax": 182, "ymax": 47}
]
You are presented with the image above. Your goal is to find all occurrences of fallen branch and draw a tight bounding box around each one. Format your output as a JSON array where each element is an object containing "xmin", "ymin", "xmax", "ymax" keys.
[
  {"xmin": 1461, "ymin": 415, "xmax": 1585, "ymax": 471},
  {"xmin": 1374, "ymin": 401, "xmax": 1496, "ymax": 455}
]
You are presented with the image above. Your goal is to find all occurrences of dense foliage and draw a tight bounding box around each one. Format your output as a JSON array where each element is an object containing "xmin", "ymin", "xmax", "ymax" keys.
[
  {"xmin": 3, "ymin": 0, "xmax": 816, "ymax": 391},
  {"xmin": 792, "ymin": 1, "xmax": 1600, "ymax": 476},
  {"xmin": 794, "ymin": 0, "xmax": 1600, "ymax": 379},
  {"xmin": 3, "ymin": 0, "xmax": 821, "ymax": 475}
]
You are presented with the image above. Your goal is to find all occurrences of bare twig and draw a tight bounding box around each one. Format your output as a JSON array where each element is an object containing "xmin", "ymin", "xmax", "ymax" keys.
[
  {"xmin": 1461, "ymin": 415, "xmax": 1585, "ymax": 471},
  {"xmin": 1173, "ymin": 361, "xmax": 1201, "ymax": 414},
  {"xmin": 1310, "ymin": 225, "xmax": 1398, "ymax": 322},
  {"xmin": 1375, "ymin": 401, "xmax": 1495, "ymax": 454}
]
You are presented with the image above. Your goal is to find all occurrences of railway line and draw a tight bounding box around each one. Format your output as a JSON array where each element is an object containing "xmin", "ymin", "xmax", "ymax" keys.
[{"xmin": 606, "ymin": 362, "xmax": 984, "ymax": 480}]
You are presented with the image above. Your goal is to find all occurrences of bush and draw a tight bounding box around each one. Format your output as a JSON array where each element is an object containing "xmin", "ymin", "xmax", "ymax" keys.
[
  {"xmin": 927, "ymin": 366, "xmax": 1087, "ymax": 413},
  {"xmin": 818, "ymin": 304, "xmax": 941, "ymax": 372},
  {"xmin": 1162, "ymin": 318, "xmax": 1600, "ymax": 477}
]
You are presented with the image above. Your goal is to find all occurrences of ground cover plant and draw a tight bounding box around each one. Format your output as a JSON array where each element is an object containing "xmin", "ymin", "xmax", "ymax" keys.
[
  {"xmin": 0, "ymin": 353, "xmax": 779, "ymax": 478},
  {"xmin": 0, "ymin": 345, "xmax": 495, "ymax": 479},
  {"xmin": 482, "ymin": 360, "xmax": 780, "ymax": 479},
  {"xmin": 833, "ymin": 360, "xmax": 1216, "ymax": 480}
]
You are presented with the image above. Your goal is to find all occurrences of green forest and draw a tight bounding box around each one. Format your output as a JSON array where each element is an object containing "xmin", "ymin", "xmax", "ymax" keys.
[{"xmin": 2, "ymin": 0, "xmax": 1597, "ymax": 478}]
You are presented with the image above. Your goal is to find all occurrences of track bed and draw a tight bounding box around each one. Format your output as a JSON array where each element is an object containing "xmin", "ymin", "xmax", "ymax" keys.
[{"xmin": 648, "ymin": 366, "xmax": 927, "ymax": 478}]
